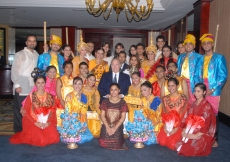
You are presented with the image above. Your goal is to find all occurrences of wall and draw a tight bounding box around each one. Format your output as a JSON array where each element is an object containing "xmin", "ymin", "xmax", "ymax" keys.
[{"xmin": 209, "ymin": 0, "xmax": 230, "ymax": 116}]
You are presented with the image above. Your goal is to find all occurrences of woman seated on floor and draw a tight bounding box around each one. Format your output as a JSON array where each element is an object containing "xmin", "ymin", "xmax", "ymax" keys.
[
  {"xmin": 157, "ymin": 77, "xmax": 188, "ymax": 150},
  {"xmin": 99, "ymin": 83, "xmax": 128, "ymax": 150},
  {"xmin": 176, "ymin": 83, "xmax": 216, "ymax": 156},
  {"xmin": 10, "ymin": 74, "xmax": 59, "ymax": 147}
]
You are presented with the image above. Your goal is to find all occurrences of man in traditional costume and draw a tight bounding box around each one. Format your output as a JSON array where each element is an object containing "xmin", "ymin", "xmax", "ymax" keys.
[
  {"xmin": 37, "ymin": 35, "xmax": 65, "ymax": 77},
  {"xmin": 177, "ymin": 34, "xmax": 202, "ymax": 104},
  {"xmin": 199, "ymin": 33, "xmax": 228, "ymax": 147}
]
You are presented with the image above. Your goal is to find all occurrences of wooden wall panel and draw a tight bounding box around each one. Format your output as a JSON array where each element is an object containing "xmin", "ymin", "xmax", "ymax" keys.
[{"xmin": 209, "ymin": 0, "xmax": 230, "ymax": 116}]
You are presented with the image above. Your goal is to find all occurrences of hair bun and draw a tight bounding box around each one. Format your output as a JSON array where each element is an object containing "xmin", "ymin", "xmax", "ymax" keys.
[
  {"xmin": 165, "ymin": 70, "xmax": 175, "ymax": 80},
  {"xmin": 31, "ymin": 68, "xmax": 45, "ymax": 78}
]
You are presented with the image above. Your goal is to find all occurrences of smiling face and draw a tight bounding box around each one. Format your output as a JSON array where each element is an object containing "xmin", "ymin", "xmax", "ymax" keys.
[
  {"xmin": 111, "ymin": 59, "xmax": 121, "ymax": 73},
  {"xmin": 26, "ymin": 36, "xmax": 37, "ymax": 50},
  {"xmin": 155, "ymin": 67, "xmax": 165, "ymax": 79},
  {"xmin": 79, "ymin": 46, "xmax": 87, "ymax": 57},
  {"xmin": 184, "ymin": 42, "xmax": 195, "ymax": 53},
  {"xmin": 194, "ymin": 86, "xmax": 206, "ymax": 100},
  {"xmin": 136, "ymin": 45, "xmax": 145, "ymax": 56},
  {"xmin": 131, "ymin": 74, "xmax": 141, "ymax": 85},
  {"xmin": 79, "ymin": 65, "xmax": 88, "ymax": 76},
  {"xmin": 73, "ymin": 80, "xmax": 83, "ymax": 92},
  {"xmin": 201, "ymin": 41, "xmax": 213, "ymax": 53},
  {"xmin": 167, "ymin": 62, "xmax": 177, "ymax": 73},
  {"xmin": 102, "ymin": 44, "xmax": 109, "ymax": 54},
  {"xmin": 62, "ymin": 46, "xmax": 71, "ymax": 58},
  {"xmin": 157, "ymin": 38, "xmax": 165, "ymax": 49},
  {"xmin": 110, "ymin": 85, "xmax": 120, "ymax": 97},
  {"xmin": 95, "ymin": 49, "xmax": 104, "ymax": 60},
  {"xmin": 130, "ymin": 47, "xmax": 137, "ymax": 55},
  {"xmin": 115, "ymin": 45, "xmax": 124, "ymax": 54},
  {"xmin": 46, "ymin": 68, "xmax": 57, "ymax": 80},
  {"xmin": 87, "ymin": 75, "xmax": 96, "ymax": 87},
  {"xmin": 87, "ymin": 42, "xmax": 94, "ymax": 53},
  {"xmin": 118, "ymin": 53, "xmax": 126, "ymax": 64},
  {"xmin": 177, "ymin": 43, "xmax": 186, "ymax": 54},
  {"xmin": 64, "ymin": 64, "xmax": 73, "ymax": 76},
  {"xmin": 147, "ymin": 51, "xmax": 155, "ymax": 61},
  {"xmin": 50, "ymin": 43, "xmax": 61, "ymax": 53},
  {"xmin": 162, "ymin": 47, "xmax": 171, "ymax": 58},
  {"xmin": 167, "ymin": 80, "xmax": 178, "ymax": 94},
  {"xmin": 35, "ymin": 77, "xmax": 46, "ymax": 91},
  {"xmin": 130, "ymin": 56, "xmax": 138, "ymax": 67},
  {"xmin": 141, "ymin": 85, "xmax": 152, "ymax": 97}
]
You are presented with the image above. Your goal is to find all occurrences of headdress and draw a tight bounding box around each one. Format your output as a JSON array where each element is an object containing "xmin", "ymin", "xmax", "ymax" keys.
[
  {"xmin": 77, "ymin": 30, "xmax": 88, "ymax": 52},
  {"xmin": 31, "ymin": 68, "xmax": 46, "ymax": 79},
  {"xmin": 50, "ymin": 35, "xmax": 62, "ymax": 46},
  {"xmin": 200, "ymin": 33, "xmax": 214, "ymax": 43},
  {"xmin": 183, "ymin": 34, "xmax": 196, "ymax": 46},
  {"xmin": 146, "ymin": 32, "xmax": 157, "ymax": 54}
]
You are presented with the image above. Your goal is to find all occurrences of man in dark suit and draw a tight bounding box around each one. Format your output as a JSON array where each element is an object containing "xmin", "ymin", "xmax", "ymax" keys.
[
  {"xmin": 98, "ymin": 58, "xmax": 131, "ymax": 102},
  {"xmin": 118, "ymin": 51, "xmax": 129, "ymax": 73}
]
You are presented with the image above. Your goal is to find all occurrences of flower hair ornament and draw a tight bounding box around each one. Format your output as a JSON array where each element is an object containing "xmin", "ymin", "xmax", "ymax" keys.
[
  {"xmin": 31, "ymin": 68, "xmax": 46, "ymax": 78},
  {"xmin": 165, "ymin": 70, "xmax": 175, "ymax": 80}
]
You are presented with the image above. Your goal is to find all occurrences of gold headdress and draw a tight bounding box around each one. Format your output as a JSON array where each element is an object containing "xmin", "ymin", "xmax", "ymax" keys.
[
  {"xmin": 77, "ymin": 30, "xmax": 88, "ymax": 52},
  {"xmin": 146, "ymin": 32, "xmax": 157, "ymax": 54}
]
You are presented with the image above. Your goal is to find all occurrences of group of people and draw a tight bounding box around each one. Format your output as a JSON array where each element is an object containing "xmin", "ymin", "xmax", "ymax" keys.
[{"xmin": 9, "ymin": 32, "xmax": 228, "ymax": 156}]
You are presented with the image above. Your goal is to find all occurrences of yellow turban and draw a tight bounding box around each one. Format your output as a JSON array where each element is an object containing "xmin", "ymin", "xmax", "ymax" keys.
[
  {"xmin": 50, "ymin": 35, "xmax": 62, "ymax": 46},
  {"xmin": 200, "ymin": 33, "xmax": 214, "ymax": 43},
  {"xmin": 183, "ymin": 34, "xmax": 196, "ymax": 45}
]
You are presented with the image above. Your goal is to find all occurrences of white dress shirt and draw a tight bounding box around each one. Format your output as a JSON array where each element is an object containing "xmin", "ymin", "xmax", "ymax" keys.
[
  {"xmin": 85, "ymin": 53, "xmax": 95, "ymax": 61},
  {"xmin": 155, "ymin": 49, "xmax": 162, "ymax": 61}
]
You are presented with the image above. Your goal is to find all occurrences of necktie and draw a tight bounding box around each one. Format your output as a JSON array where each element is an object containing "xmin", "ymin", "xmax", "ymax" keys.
[{"xmin": 113, "ymin": 74, "xmax": 117, "ymax": 83}]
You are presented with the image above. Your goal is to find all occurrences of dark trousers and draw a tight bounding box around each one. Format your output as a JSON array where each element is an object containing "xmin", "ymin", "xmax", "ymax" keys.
[
  {"xmin": 13, "ymin": 91, "xmax": 26, "ymax": 133},
  {"xmin": 215, "ymin": 114, "xmax": 219, "ymax": 142}
]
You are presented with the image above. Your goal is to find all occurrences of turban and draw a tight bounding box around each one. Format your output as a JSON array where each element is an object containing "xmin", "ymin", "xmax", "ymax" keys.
[
  {"xmin": 200, "ymin": 33, "xmax": 214, "ymax": 43},
  {"xmin": 50, "ymin": 35, "xmax": 62, "ymax": 46},
  {"xmin": 183, "ymin": 34, "xmax": 196, "ymax": 46}
]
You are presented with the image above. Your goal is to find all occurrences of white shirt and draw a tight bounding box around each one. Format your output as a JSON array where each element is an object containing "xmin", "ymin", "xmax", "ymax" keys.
[
  {"xmin": 103, "ymin": 56, "xmax": 113, "ymax": 67},
  {"xmin": 85, "ymin": 53, "xmax": 95, "ymax": 61},
  {"xmin": 155, "ymin": 49, "xmax": 162, "ymax": 61},
  {"xmin": 11, "ymin": 47, "xmax": 39, "ymax": 96}
]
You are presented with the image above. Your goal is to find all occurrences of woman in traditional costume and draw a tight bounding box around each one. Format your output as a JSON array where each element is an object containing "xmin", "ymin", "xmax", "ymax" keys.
[
  {"xmin": 72, "ymin": 30, "xmax": 89, "ymax": 77},
  {"xmin": 157, "ymin": 45, "xmax": 177, "ymax": 72},
  {"xmin": 99, "ymin": 83, "xmax": 128, "ymax": 150},
  {"xmin": 158, "ymin": 78, "xmax": 188, "ymax": 150},
  {"xmin": 125, "ymin": 72, "xmax": 142, "ymax": 122},
  {"xmin": 89, "ymin": 48, "xmax": 109, "ymax": 86},
  {"xmin": 63, "ymin": 77, "xmax": 93, "ymax": 144},
  {"xmin": 56, "ymin": 61, "xmax": 74, "ymax": 126},
  {"xmin": 176, "ymin": 83, "xmax": 216, "ymax": 156},
  {"xmin": 82, "ymin": 74, "xmax": 101, "ymax": 138},
  {"xmin": 10, "ymin": 75, "xmax": 59, "ymax": 146},
  {"xmin": 151, "ymin": 65, "xmax": 166, "ymax": 97},
  {"xmin": 102, "ymin": 42, "xmax": 113, "ymax": 67},
  {"xmin": 142, "ymin": 34, "xmax": 158, "ymax": 83},
  {"xmin": 126, "ymin": 81, "xmax": 162, "ymax": 145}
]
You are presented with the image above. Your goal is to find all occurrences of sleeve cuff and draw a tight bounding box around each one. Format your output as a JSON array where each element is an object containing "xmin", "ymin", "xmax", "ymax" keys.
[{"xmin": 14, "ymin": 84, "xmax": 20, "ymax": 88}]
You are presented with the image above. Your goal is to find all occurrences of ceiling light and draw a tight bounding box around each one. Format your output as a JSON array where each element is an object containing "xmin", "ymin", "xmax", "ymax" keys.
[{"xmin": 85, "ymin": 0, "xmax": 154, "ymax": 22}]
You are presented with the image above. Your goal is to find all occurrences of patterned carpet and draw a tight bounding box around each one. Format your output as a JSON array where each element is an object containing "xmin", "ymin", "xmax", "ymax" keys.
[{"xmin": 0, "ymin": 99, "xmax": 14, "ymax": 135}]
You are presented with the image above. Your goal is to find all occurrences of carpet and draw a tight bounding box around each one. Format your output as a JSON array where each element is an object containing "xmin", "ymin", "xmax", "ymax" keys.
[
  {"xmin": 0, "ymin": 99, "xmax": 14, "ymax": 135},
  {"xmin": 0, "ymin": 123, "xmax": 230, "ymax": 162}
]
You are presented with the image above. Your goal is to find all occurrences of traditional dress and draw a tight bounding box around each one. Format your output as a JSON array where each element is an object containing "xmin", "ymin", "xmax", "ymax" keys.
[
  {"xmin": 64, "ymin": 91, "xmax": 93, "ymax": 144},
  {"xmin": 144, "ymin": 63, "xmax": 158, "ymax": 83},
  {"xmin": 99, "ymin": 99, "xmax": 128, "ymax": 150},
  {"xmin": 37, "ymin": 53, "xmax": 65, "ymax": 77},
  {"xmin": 141, "ymin": 95, "xmax": 162, "ymax": 135},
  {"xmin": 152, "ymin": 81, "xmax": 161, "ymax": 97},
  {"xmin": 88, "ymin": 59, "xmax": 109, "ymax": 86},
  {"xmin": 177, "ymin": 52, "xmax": 202, "ymax": 104},
  {"xmin": 158, "ymin": 94, "xmax": 188, "ymax": 150},
  {"xmin": 10, "ymin": 92, "xmax": 59, "ymax": 146},
  {"xmin": 176, "ymin": 99, "xmax": 216, "ymax": 156},
  {"xmin": 82, "ymin": 87, "xmax": 101, "ymax": 138},
  {"xmin": 72, "ymin": 56, "xmax": 89, "ymax": 78},
  {"xmin": 141, "ymin": 60, "xmax": 154, "ymax": 78},
  {"xmin": 126, "ymin": 85, "xmax": 142, "ymax": 122},
  {"xmin": 56, "ymin": 75, "xmax": 74, "ymax": 126}
]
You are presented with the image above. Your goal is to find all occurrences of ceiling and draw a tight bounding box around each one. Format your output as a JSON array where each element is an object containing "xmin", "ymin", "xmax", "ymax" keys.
[{"xmin": 0, "ymin": 0, "xmax": 196, "ymax": 30}]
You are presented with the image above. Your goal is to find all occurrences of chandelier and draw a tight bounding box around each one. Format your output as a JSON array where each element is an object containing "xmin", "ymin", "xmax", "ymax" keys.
[{"xmin": 85, "ymin": 0, "xmax": 154, "ymax": 22}]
